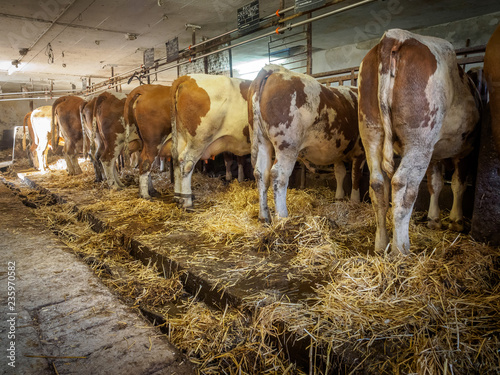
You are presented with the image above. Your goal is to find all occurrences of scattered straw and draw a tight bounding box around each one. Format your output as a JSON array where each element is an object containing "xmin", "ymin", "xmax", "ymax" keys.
[{"xmin": 10, "ymin": 159, "xmax": 500, "ymax": 374}]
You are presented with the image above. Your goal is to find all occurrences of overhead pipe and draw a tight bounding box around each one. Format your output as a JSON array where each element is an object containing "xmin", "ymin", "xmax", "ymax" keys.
[
  {"xmin": 0, "ymin": 96, "xmax": 62, "ymax": 102},
  {"xmin": 0, "ymin": 88, "xmax": 80, "ymax": 97}
]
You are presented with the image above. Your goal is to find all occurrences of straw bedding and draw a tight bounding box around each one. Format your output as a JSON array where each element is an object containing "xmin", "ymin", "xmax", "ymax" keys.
[{"xmin": 15, "ymin": 160, "xmax": 500, "ymax": 374}]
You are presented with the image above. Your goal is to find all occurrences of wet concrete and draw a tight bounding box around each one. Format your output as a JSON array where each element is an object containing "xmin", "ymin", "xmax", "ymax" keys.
[{"xmin": 0, "ymin": 182, "xmax": 194, "ymax": 375}]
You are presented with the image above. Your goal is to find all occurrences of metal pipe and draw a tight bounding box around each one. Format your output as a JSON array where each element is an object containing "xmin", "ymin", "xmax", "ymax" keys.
[
  {"xmin": 0, "ymin": 97, "xmax": 62, "ymax": 102},
  {"xmin": 0, "ymin": 89, "xmax": 80, "ymax": 97},
  {"xmin": 261, "ymin": 5, "xmax": 295, "ymax": 21}
]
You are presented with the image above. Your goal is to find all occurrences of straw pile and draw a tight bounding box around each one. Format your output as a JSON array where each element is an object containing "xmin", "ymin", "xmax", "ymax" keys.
[{"xmin": 16, "ymin": 161, "xmax": 500, "ymax": 374}]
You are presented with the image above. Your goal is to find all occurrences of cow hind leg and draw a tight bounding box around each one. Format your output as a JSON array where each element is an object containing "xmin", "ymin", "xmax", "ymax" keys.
[
  {"xmin": 101, "ymin": 160, "xmax": 119, "ymax": 189},
  {"xmin": 253, "ymin": 139, "xmax": 274, "ymax": 223},
  {"xmin": 113, "ymin": 161, "xmax": 125, "ymax": 188},
  {"xmin": 138, "ymin": 152, "xmax": 157, "ymax": 199},
  {"xmin": 334, "ymin": 161, "xmax": 347, "ymax": 200},
  {"xmin": 223, "ymin": 153, "xmax": 233, "ymax": 182},
  {"xmin": 36, "ymin": 147, "xmax": 45, "ymax": 172},
  {"xmin": 68, "ymin": 149, "xmax": 82, "ymax": 175},
  {"xmin": 350, "ymin": 156, "xmax": 365, "ymax": 203},
  {"xmin": 449, "ymin": 158, "xmax": 468, "ymax": 232},
  {"xmin": 426, "ymin": 162, "xmax": 444, "ymax": 229},
  {"xmin": 362, "ymin": 131, "xmax": 390, "ymax": 253},
  {"xmin": 64, "ymin": 152, "xmax": 75, "ymax": 175},
  {"xmin": 43, "ymin": 147, "xmax": 49, "ymax": 171},
  {"xmin": 138, "ymin": 170, "xmax": 158, "ymax": 199},
  {"xmin": 271, "ymin": 150, "xmax": 299, "ymax": 220},
  {"xmin": 237, "ymin": 156, "xmax": 245, "ymax": 183},
  {"xmin": 391, "ymin": 151, "xmax": 432, "ymax": 255}
]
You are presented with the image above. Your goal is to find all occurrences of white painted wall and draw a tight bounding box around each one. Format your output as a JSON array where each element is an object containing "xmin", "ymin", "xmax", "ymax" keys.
[{"xmin": 312, "ymin": 11, "xmax": 500, "ymax": 75}]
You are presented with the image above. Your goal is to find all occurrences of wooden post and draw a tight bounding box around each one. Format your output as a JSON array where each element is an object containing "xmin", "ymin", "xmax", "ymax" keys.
[{"xmin": 471, "ymin": 104, "xmax": 500, "ymax": 245}]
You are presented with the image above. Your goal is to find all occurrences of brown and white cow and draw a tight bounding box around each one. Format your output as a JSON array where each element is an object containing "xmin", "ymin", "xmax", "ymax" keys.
[
  {"xmin": 51, "ymin": 95, "xmax": 87, "ymax": 175},
  {"xmin": 249, "ymin": 64, "xmax": 365, "ymax": 222},
  {"xmin": 124, "ymin": 84, "xmax": 171, "ymax": 199},
  {"xmin": 358, "ymin": 29, "xmax": 480, "ymax": 255},
  {"xmin": 171, "ymin": 74, "xmax": 252, "ymax": 207},
  {"xmin": 484, "ymin": 24, "xmax": 500, "ymax": 155},
  {"xmin": 92, "ymin": 91, "xmax": 141, "ymax": 189}
]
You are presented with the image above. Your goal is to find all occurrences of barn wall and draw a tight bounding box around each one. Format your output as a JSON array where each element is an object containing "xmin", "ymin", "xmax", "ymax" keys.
[
  {"xmin": 312, "ymin": 11, "xmax": 500, "ymax": 74},
  {"xmin": 0, "ymin": 99, "xmax": 54, "ymax": 150}
]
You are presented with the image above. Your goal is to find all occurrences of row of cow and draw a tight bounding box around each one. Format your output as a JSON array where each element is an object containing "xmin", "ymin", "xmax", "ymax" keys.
[{"xmin": 22, "ymin": 27, "xmax": 500, "ymax": 254}]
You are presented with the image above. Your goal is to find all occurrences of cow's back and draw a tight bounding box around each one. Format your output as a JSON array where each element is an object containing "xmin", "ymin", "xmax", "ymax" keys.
[
  {"xmin": 134, "ymin": 85, "xmax": 171, "ymax": 134},
  {"xmin": 31, "ymin": 106, "xmax": 53, "ymax": 134},
  {"xmin": 173, "ymin": 74, "xmax": 251, "ymax": 156},
  {"xmin": 366, "ymin": 29, "xmax": 479, "ymax": 170},
  {"xmin": 252, "ymin": 64, "xmax": 360, "ymax": 166}
]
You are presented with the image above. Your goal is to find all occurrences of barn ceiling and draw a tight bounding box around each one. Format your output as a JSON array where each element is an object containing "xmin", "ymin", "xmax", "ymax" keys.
[{"xmin": 0, "ymin": 0, "xmax": 499, "ymax": 95}]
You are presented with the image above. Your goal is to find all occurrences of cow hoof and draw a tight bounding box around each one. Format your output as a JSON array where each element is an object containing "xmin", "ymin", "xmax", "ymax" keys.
[
  {"xmin": 449, "ymin": 220, "xmax": 464, "ymax": 232},
  {"xmin": 148, "ymin": 189, "xmax": 159, "ymax": 198},
  {"xmin": 427, "ymin": 219, "xmax": 442, "ymax": 230},
  {"xmin": 258, "ymin": 216, "xmax": 271, "ymax": 224}
]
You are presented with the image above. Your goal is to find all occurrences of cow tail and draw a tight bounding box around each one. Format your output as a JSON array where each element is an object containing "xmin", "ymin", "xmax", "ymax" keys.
[
  {"xmin": 248, "ymin": 67, "xmax": 273, "ymax": 166},
  {"xmin": 92, "ymin": 96, "xmax": 103, "ymax": 157},
  {"xmin": 79, "ymin": 102, "xmax": 88, "ymax": 159},
  {"xmin": 170, "ymin": 81, "xmax": 181, "ymax": 164},
  {"xmin": 379, "ymin": 46, "xmax": 397, "ymax": 179},
  {"xmin": 22, "ymin": 112, "xmax": 30, "ymax": 151},
  {"xmin": 124, "ymin": 92, "xmax": 142, "ymax": 158},
  {"xmin": 51, "ymin": 98, "xmax": 62, "ymax": 149}
]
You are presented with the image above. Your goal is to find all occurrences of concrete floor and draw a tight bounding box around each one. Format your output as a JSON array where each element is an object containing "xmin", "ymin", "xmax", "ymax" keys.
[{"xmin": 0, "ymin": 181, "xmax": 194, "ymax": 375}]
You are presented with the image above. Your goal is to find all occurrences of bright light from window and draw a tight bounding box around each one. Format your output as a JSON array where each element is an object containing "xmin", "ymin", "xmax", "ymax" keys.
[
  {"xmin": 233, "ymin": 58, "xmax": 269, "ymax": 80},
  {"xmin": 8, "ymin": 62, "xmax": 22, "ymax": 75}
]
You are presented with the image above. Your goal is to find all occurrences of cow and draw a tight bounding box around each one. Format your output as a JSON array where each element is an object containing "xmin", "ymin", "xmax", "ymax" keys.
[
  {"xmin": 249, "ymin": 64, "xmax": 365, "ymax": 222},
  {"xmin": 358, "ymin": 29, "xmax": 481, "ymax": 255},
  {"xmin": 124, "ymin": 84, "xmax": 171, "ymax": 199},
  {"xmin": 484, "ymin": 24, "xmax": 500, "ymax": 155},
  {"xmin": 51, "ymin": 95, "xmax": 87, "ymax": 175},
  {"xmin": 92, "ymin": 91, "xmax": 141, "ymax": 189},
  {"xmin": 23, "ymin": 106, "xmax": 65, "ymax": 172},
  {"xmin": 171, "ymin": 74, "xmax": 252, "ymax": 208},
  {"xmin": 80, "ymin": 97, "xmax": 105, "ymax": 182}
]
